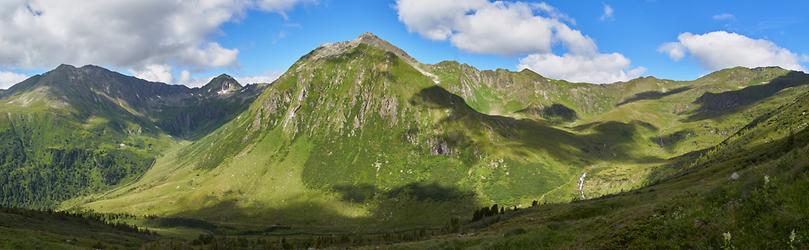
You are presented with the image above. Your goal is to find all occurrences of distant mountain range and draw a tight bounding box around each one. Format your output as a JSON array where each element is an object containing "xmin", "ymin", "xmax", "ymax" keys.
[
  {"xmin": 0, "ymin": 63, "xmax": 264, "ymax": 207},
  {"xmin": 1, "ymin": 33, "xmax": 808, "ymax": 249}
]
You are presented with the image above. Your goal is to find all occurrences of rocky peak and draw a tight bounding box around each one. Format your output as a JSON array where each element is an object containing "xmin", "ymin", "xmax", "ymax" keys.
[
  {"xmin": 48, "ymin": 64, "xmax": 113, "ymax": 79},
  {"xmin": 201, "ymin": 74, "xmax": 242, "ymax": 95},
  {"xmin": 54, "ymin": 63, "xmax": 78, "ymax": 71},
  {"xmin": 310, "ymin": 32, "xmax": 418, "ymax": 65},
  {"xmin": 354, "ymin": 32, "xmax": 419, "ymax": 65}
]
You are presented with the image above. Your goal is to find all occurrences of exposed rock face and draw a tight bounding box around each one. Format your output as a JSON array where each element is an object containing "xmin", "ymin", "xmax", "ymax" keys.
[
  {"xmin": 199, "ymin": 74, "xmax": 243, "ymax": 95},
  {"xmin": 429, "ymin": 138, "xmax": 451, "ymax": 156},
  {"xmin": 307, "ymin": 32, "xmax": 438, "ymax": 83}
]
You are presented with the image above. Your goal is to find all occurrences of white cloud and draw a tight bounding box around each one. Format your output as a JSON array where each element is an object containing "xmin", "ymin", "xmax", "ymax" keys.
[
  {"xmin": 0, "ymin": 0, "xmax": 311, "ymax": 72},
  {"xmin": 659, "ymin": 31, "xmax": 806, "ymax": 71},
  {"xmin": 0, "ymin": 71, "xmax": 28, "ymax": 89},
  {"xmin": 397, "ymin": 0, "xmax": 568, "ymax": 55},
  {"xmin": 518, "ymin": 53, "xmax": 645, "ymax": 83},
  {"xmin": 180, "ymin": 76, "xmax": 215, "ymax": 89},
  {"xmin": 179, "ymin": 70, "xmax": 192, "ymax": 84},
  {"xmin": 532, "ymin": 2, "xmax": 576, "ymax": 25},
  {"xmin": 236, "ymin": 71, "xmax": 283, "ymax": 85},
  {"xmin": 395, "ymin": 0, "xmax": 487, "ymax": 41},
  {"xmin": 256, "ymin": 0, "xmax": 316, "ymax": 19},
  {"xmin": 173, "ymin": 71, "xmax": 282, "ymax": 88},
  {"xmin": 712, "ymin": 13, "xmax": 735, "ymax": 21},
  {"xmin": 130, "ymin": 64, "xmax": 174, "ymax": 83},
  {"xmin": 449, "ymin": 2, "xmax": 558, "ymax": 55},
  {"xmin": 657, "ymin": 42, "xmax": 686, "ymax": 61},
  {"xmin": 599, "ymin": 4, "xmax": 614, "ymax": 21},
  {"xmin": 396, "ymin": 0, "xmax": 644, "ymax": 83}
]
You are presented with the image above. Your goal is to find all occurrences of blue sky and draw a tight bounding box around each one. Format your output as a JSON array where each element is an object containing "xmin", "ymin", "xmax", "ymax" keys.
[{"xmin": 1, "ymin": 0, "xmax": 808, "ymax": 88}]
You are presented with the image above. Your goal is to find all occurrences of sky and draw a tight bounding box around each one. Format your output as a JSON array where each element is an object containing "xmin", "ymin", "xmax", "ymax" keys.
[{"xmin": 1, "ymin": 0, "xmax": 808, "ymax": 89}]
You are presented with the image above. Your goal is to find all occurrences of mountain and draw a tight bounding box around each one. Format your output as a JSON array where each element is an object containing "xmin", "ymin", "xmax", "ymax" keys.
[
  {"xmin": 198, "ymin": 74, "xmax": 243, "ymax": 95},
  {"xmin": 399, "ymin": 78, "xmax": 809, "ymax": 249},
  {"xmin": 2, "ymin": 32, "xmax": 809, "ymax": 249},
  {"xmin": 73, "ymin": 33, "xmax": 809, "ymax": 236},
  {"xmin": 0, "ymin": 64, "xmax": 263, "ymax": 208}
]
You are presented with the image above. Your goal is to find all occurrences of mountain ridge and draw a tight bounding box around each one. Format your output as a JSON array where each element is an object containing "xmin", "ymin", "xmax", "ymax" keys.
[
  {"xmin": 0, "ymin": 62, "xmax": 265, "ymax": 208},
  {"xmin": 2, "ymin": 32, "xmax": 809, "ymax": 249},
  {"xmin": 71, "ymin": 33, "xmax": 809, "ymax": 235}
]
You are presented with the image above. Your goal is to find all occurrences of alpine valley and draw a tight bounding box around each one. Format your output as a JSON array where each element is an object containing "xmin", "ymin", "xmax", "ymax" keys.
[{"xmin": 2, "ymin": 33, "xmax": 809, "ymax": 249}]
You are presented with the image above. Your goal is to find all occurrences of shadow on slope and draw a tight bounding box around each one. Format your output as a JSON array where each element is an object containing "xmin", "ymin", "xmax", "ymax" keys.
[
  {"xmin": 616, "ymin": 86, "xmax": 692, "ymax": 106},
  {"xmin": 686, "ymin": 71, "xmax": 809, "ymax": 121},
  {"xmin": 157, "ymin": 181, "xmax": 478, "ymax": 234},
  {"xmin": 516, "ymin": 103, "xmax": 579, "ymax": 123},
  {"xmin": 332, "ymin": 182, "xmax": 473, "ymax": 204},
  {"xmin": 463, "ymin": 112, "xmax": 809, "ymax": 249},
  {"xmin": 410, "ymin": 86, "xmax": 664, "ymax": 165},
  {"xmin": 650, "ymin": 129, "xmax": 695, "ymax": 152}
]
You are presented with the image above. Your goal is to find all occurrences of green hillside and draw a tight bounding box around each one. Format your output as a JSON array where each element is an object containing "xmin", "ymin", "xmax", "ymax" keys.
[
  {"xmin": 71, "ymin": 33, "xmax": 809, "ymax": 239},
  {"xmin": 0, "ymin": 32, "xmax": 807, "ymax": 249},
  {"xmin": 0, "ymin": 65, "xmax": 262, "ymax": 208},
  {"xmin": 0, "ymin": 208, "xmax": 157, "ymax": 249},
  {"xmin": 389, "ymin": 77, "xmax": 809, "ymax": 250}
]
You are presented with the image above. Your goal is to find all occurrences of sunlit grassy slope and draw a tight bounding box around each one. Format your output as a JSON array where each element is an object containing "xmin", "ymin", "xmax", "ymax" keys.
[
  {"xmin": 73, "ymin": 33, "xmax": 809, "ymax": 239},
  {"xmin": 389, "ymin": 82, "xmax": 809, "ymax": 250},
  {"xmin": 0, "ymin": 64, "xmax": 262, "ymax": 209},
  {"xmin": 0, "ymin": 72, "xmax": 174, "ymax": 208}
]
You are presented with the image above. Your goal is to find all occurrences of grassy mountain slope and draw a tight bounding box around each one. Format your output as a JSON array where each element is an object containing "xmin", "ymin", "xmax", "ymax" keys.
[
  {"xmin": 430, "ymin": 61, "xmax": 681, "ymax": 119},
  {"xmin": 75, "ymin": 33, "xmax": 809, "ymax": 238},
  {"xmin": 0, "ymin": 65, "xmax": 262, "ymax": 208},
  {"xmin": 389, "ymin": 82, "xmax": 809, "ymax": 249},
  {"xmin": 78, "ymin": 34, "xmax": 606, "ymax": 230},
  {"xmin": 0, "ymin": 208, "xmax": 158, "ymax": 249}
]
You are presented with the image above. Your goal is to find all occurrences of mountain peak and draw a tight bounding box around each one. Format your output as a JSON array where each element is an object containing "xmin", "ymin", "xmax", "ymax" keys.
[
  {"xmin": 354, "ymin": 32, "xmax": 385, "ymax": 44},
  {"xmin": 309, "ymin": 32, "xmax": 421, "ymax": 66},
  {"xmin": 201, "ymin": 73, "xmax": 242, "ymax": 95},
  {"xmin": 353, "ymin": 32, "xmax": 419, "ymax": 64},
  {"xmin": 56, "ymin": 63, "xmax": 77, "ymax": 69},
  {"xmin": 50, "ymin": 64, "xmax": 114, "ymax": 77},
  {"xmin": 52, "ymin": 64, "xmax": 78, "ymax": 73}
]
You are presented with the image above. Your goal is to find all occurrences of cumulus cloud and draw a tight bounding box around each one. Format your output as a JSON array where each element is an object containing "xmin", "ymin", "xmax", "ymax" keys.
[
  {"xmin": 0, "ymin": 71, "xmax": 28, "ymax": 89},
  {"xmin": 396, "ymin": 0, "xmax": 644, "ymax": 83},
  {"xmin": 179, "ymin": 70, "xmax": 192, "ymax": 84},
  {"xmin": 659, "ymin": 31, "xmax": 806, "ymax": 71},
  {"xmin": 395, "ymin": 0, "xmax": 487, "ymax": 41},
  {"xmin": 397, "ymin": 0, "xmax": 563, "ymax": 55},
  {"xmin": 657, "ymin": 42, "xmax": 686, "ymax": 61},
  {"xmin": 599, "ymin": 4, "xmax": 614, "ymax": 21},
  {"xmin": 0, "ymin": 0, "xmax": 312, "ymax": 77},
  {"xmin": 532, "ymin": 2, "xmax": 576, "ymax": 25},
  {"xmin": 236, "ymin": 71, "xmax": 283, "ymax": 85},
  {"xmin": 130, "ymin": 64, "xmax": 174, "ymax": 83},
  {"xmin": 519, "ymin": 53, "xmax": 645, "ymax": 83},
  {"xmin": 712, "ymin": 13, "xmax": 735, "ymax": 21}
]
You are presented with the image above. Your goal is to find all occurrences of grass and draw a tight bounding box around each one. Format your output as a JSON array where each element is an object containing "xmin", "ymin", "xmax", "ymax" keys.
[
  {"xmin": 0, "ymin": 208, "xmax": 156, "ymax": 249},
  {"xmin": 381, "ymin": 87, "xmax": 809, "ymax": 249},
  {"xmin": 71, "ymin": 42, "xmax": 809, "ymax": 238},
  {"xmin": 1, "ymin": 36, "xmax": 806, "ymax": 249}
]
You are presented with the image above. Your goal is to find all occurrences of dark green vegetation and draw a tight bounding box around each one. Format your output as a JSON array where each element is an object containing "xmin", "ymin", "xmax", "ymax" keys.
[
  {"xmin": 0, "ymin": 65, "xmax": 264, "ymax": 208},
  {"xmin": 1, "ymin": 33, "xmax": 808, "ymax": 249},
  {"xmin": 0, "ymin": 208, "xmax": 156, "ymax": 249},
  {"xmin": 390, "ymin": 83, "xmax": 809, "ymax": 249}
]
